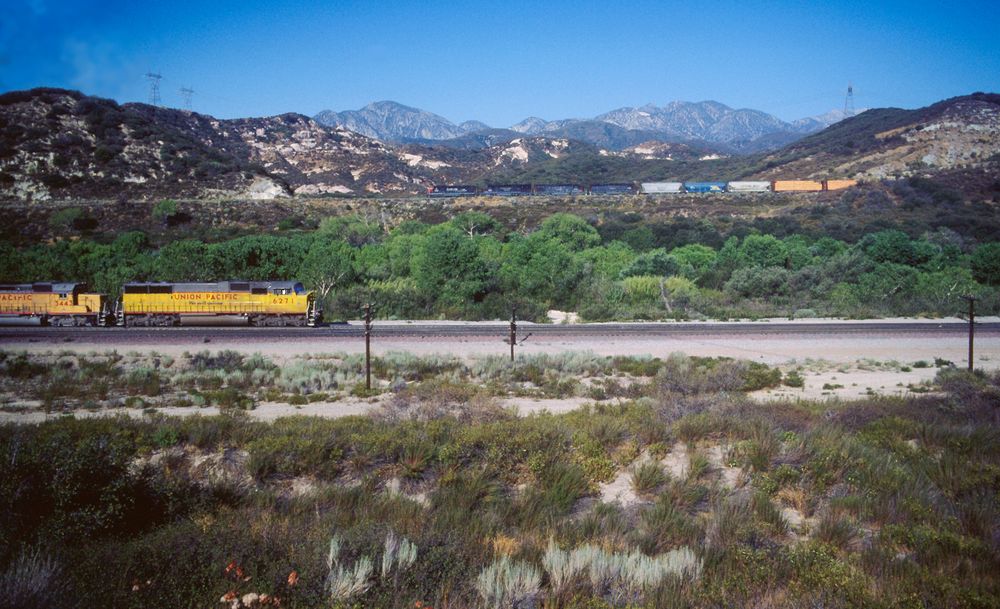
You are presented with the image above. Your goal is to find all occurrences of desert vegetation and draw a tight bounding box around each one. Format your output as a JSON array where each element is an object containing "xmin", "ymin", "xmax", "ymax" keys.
[
  {"xmin": 1, "ymin": 348, "xmax": 998, "ymax": 608},
  {"xmin": 1, "ymin": 198, "xmax": 998, "ymax": 322}
]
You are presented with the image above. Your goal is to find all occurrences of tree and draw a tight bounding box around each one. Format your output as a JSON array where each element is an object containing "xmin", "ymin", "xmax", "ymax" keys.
[
  {"xmin": 151, "ymin": 199, "xmax": 178, "ymax": 223},
  {"xmin": 724, "ymin": 266, "xmax": 791, "ymax": 298},
  {"xmin": 782, "ymin": 235, "xmax": 813, "ymax": 270},
  {"xmin": 577, "ymin": 241, "xmax": 637, "ymax": 279},
  {"xmin": 809, "ymin": 237, "xmax": 848, "ymax": 259},
  {"xmin": 412, "ymin": 226, "xmax": 499, "ymax": 309},
  {"xmin": 299, "ymin": 239, "xmax": 355, "ymax": 300},
  {"xmin": 449, "ymin": 211, "xmax": 502, "ymax": 238},
  {"xmin": 669, "ymin": 244, "xmax": 717, "ymax": 276},
  {"xmin": 500, "ymin": 233, "xmax": 583, "ymax": 307},
  {"xmin": 619, "ymin": 249, "xmax": 680, "ymax": 278},
  {"xmin": 535, "ymin": 213, "xmax": 601, "ymax": 251},
  {"xmin": 858, "ymin": 230, "xmax": 936, "ymax": 267},
  {"xmin": 154, "ymin": 240, "xmax": 210, "ymax": 281},
  {"xmin": 737, "ymin": 235, "xmax": 788, "ymax": 268},
  {"xmin": 317, "ymin": 215, "xmax": 383, "ymax": 247},
  {"xmin": 209, "ymin": 235, "xmax": 309, "ymax": 280},
  {"xmin": 971, "ymin": 243, "xmax": 1000, "ymax": 285}
]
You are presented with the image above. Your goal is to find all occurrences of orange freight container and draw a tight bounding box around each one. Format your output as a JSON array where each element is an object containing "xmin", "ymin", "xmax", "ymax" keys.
[
  {"xmin": 823, "ymin": 179, "xmax": 857, "ymax": 191},
  {"xmin": 772, "ymin": 180, "xmax": 824, "ymax": 192}
]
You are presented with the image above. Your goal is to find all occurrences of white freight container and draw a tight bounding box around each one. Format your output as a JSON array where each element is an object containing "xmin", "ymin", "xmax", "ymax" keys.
[
  {"xmin": 727, "ymin": 181, "xmax": 771, "ymax": 192},
  {"xmin": 640, "ymin": 182, "xmax": 684, "ymax": 194}
]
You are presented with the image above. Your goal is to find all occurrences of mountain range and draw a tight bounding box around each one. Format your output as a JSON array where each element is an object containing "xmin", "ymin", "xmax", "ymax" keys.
[
  {"xmin": 313, "ymin": 100, "xmax": 853, "ymax": 153},
  {"xmin": 0, "ymin": 88, "xmax": 996, "ymax": 201}
]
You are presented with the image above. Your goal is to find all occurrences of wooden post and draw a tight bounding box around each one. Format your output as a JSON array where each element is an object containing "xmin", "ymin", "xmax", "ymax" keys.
[
  {"xmin": 509, "ymin": 306, "xmax": 517, "ymax": 363},
  {"xmin": 363, "ymin": 303, "xmax": 372, "ymax": 390},
  {"xmin": 965, "ymin": 296, "xmax": 976, "ymax": 372}
]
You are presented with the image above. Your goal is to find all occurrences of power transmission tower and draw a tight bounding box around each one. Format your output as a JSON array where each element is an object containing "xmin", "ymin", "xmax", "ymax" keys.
[
  {"xmin": 145, "ymin": 72, "xmax": 162, "ymax": 106},
  {"xmin": 843, "ymin": 83, "xmax": 855, "ymax": 118},
  {"xmin": 179, "ymin": 87, "xmax": 194, "ymax": 110}
]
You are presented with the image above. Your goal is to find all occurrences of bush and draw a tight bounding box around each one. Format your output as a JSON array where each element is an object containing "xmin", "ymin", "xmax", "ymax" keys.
[
  {"xmin": 48, "ymin": 207, "xmax": 83, "ymax": 228},
  {"xmin": 152, "ymin": 199, "xmax": 178, "ymax": 222},
  {"xmin": 783, "ymin": 370, "xmax": 805, "ymax": 388},
  {"xmin": 631, "ymin": 462, "xmax": 667, "ymax": 496}
]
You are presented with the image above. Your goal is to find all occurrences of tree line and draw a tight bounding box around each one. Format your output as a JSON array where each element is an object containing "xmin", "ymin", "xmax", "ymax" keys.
[{"xmin": 1, "ymin": 211, "xmax": 998, "ymax": 321}]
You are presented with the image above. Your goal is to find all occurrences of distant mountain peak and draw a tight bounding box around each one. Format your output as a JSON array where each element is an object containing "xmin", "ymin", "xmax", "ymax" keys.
[{"xmin": 315, "ymin": 98, "xmax": 856, "ymax": 153}]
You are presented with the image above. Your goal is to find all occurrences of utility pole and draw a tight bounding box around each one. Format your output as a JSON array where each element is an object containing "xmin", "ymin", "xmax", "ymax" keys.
[
  {"xmin": 179, "ymin": 87, "xmax": 194, "ymax": 110},
  {"xmin": 964, "ymin": 295, "xmax": 977, "ymax": 371},
  {"xmin": 843, "ymin": 83, "xmax": 855, "ymax": 118},
  {"xmin": 145, "ymin": 72, "xmax": 162, "ymax": 106},
  {"xmin": 505, "ymin": 306, "xmax": 531, "ymax": 363},
  {"xmin": 363, "ymin": 303, "xmax": 373, "ymax": 390}
]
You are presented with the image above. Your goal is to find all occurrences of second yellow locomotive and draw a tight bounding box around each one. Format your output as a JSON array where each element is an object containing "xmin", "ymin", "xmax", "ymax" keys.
[
  {"xmin": 117, "ymin": 280, "xmax": 322, "ymax": 327},
  {"xmin": 0, "ymin": 282, "xmax": 110, "ymax": 326}
]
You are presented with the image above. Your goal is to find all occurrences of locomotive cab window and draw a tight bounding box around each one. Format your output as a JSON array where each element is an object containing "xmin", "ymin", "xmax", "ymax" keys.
[{"xmin": 273, "ymin": 288, "xmax": 291, "ymax": 295}]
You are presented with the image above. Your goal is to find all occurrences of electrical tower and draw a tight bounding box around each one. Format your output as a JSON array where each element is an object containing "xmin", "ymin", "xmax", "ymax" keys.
[
  {"xmin": 843, "ymin": 83, "xmax": 855, "ymax": 118},
  {"xmin": 145, "ymin": 72, "xmax": 162, "ymax": 106},
  {"xmin": 179, "ymin": 87, "xmax": 194, "ymax": 110}
]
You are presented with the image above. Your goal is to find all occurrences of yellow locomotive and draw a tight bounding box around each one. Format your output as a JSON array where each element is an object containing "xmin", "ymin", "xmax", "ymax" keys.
[
  {"xmin": 117, "ymin": 280, "xmax": 322, "ymax": 327},
  {"xmin": 0, "ymin": 282, "xmax": 110, "ymax": 326}
]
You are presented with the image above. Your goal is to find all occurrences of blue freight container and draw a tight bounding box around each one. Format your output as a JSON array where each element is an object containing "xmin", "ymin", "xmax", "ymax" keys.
[
  {"xmin": 590, "ymin": 183, "xmax": 635, "ymax": 195},
  {"xmin": 429, "ymin": 185, "xmax": 478, "ymax": 197},
  {"xmin": 535, "ymin": 184, "xmax": 584, "ymax": 195},
  {"xmin": 683, "ymin": 182, "xmax": 727, "ymax": 193},
  {"xmin": 484, "ymin": 184, "xmax": 532, "ymax": 196}
]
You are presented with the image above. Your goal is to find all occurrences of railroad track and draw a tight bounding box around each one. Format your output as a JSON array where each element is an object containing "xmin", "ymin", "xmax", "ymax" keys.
[{"xmin": 1, "ymin": 321, "xmax": 997, "ymax": 343}]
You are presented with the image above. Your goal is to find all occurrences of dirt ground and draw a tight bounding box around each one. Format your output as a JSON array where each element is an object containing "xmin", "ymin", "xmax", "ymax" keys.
[{"xmin": 2, "ymin": 319, "xmax": 996, "ymax": 423}]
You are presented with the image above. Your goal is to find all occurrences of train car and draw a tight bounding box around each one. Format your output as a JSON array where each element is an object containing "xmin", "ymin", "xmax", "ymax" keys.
[
  {"xmin": 0, "ymin": 282, "xmax": 109, "ymax": 326},
  {"xmin": 683, "ymin": 182, "xmax": 727, "ymax": 193},
  {"xmin": 428, "ymin": 185, "xmax": 478, "ymax": 197},
  {"xmin": 772, "ymin": 180, "xmax": 823, "ymax": 192},
  {"xmin": 727, "ymin": 181, "xmax": 771, "ymax": 193},
  {"xmin": 534, "ymin": 184, "xmax": 585, "ymax": 196},
  {"xmin": 118, "ymin": 281, "xmax": 321, "ymax": 327},
  {"xmin": 483, "ymin": 184, "xmax": 532, "ymax": 196},
  {"xmin": 589, "ymin": 183, "xmax": 635, "ymax": 195},
  {"xmin": 640, "ymin": 182, "xmax": 684, "ymax": 194},
  {"xmin": 823, "ymin": 179, "xmax": 857, "ymax": 191}
]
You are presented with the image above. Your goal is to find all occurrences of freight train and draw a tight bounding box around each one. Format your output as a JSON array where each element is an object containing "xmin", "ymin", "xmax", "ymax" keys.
[
  {"xmin": 428, "ymin": 179, "xmax": 857, "ymax": 197},
  {"xmin": 0, "ymin": 280, "xmax": 322, "ymax": 327}
]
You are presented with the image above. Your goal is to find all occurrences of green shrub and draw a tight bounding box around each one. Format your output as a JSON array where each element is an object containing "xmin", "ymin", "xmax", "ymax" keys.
[
  {"xmin": 631, "ymin": 461, "xmax": 667, "ymax": 496},
  {"xmin": 152, "ymin": 199, "xmax": 178, "ymax": 222},
  {"xmin": 48, "ymin": 207, "xmax": 83, "ymax": 228},
  {"xmin": 783, "ymin": 370, "xmax": 805, "ymax": 388}
]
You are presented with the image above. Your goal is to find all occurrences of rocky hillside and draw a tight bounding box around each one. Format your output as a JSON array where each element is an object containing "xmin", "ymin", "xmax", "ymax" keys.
[
  {"xmin": 0, "ymin": 89, "xmax": 625, "ymax": 201},
  {"xmin": 748, "ymin": 93, "xmax": 1000, "ymax": 181},
  {"xmin": 483, "ymin": 94, "xmax": 1000, "ymax": 192},
  {"xmin": 2, "ymin": 89, "xmax": 996, "ymax": 202},
  {"xmin": 0, "ymin": 89, "xmax": 455, "ymax": 201}
]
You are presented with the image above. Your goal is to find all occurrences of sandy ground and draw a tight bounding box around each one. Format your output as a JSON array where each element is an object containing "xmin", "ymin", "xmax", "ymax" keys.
[{"xmin": 2, "ymin": 318, "xmax": 996, "ymax": 423}]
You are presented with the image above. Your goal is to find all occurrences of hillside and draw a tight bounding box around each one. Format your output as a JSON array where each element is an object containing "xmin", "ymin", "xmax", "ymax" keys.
[
  {"xmin": 491, "ymin": 93, "xmax": 1000, "ymax": 192},
  {"xmin": 0, "ymin": 89, "xmax": 441, "ymax": 200},
  {"xmin": 748, "ymin": 93, "xmax": 1000, "ymax": 180},
  {"xmin": 2, "ymin": 89, "xmax": 657, "ymax": 201},
  {"xmin": 1, "ymin": 89, "xmax": 998, "ymax": 202}
]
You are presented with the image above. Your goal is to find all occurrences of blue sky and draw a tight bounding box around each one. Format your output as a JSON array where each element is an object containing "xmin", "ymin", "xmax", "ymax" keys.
[{"xmin": 2, "ymin": 0, "xmax": 998, "ymax": 125}]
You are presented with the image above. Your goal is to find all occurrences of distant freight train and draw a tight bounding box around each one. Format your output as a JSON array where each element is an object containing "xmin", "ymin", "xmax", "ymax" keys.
[
  {"xmin": 428, "ymin": 179, "xmax": 857, "ymax": 197},
  {"xmin": 0, "ymin": 281, "xmax": 322, "ymax": 327}
]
